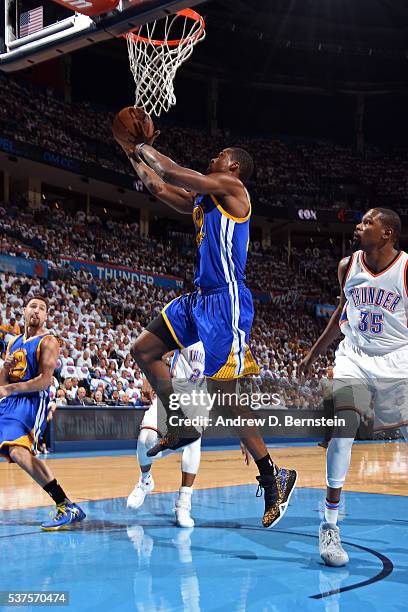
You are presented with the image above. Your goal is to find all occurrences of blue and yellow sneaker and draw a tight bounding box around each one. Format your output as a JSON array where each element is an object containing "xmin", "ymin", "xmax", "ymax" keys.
[
  {"xmin": 41, "ymin": 503, "xmax": 86, "ymax": 531},
  {"xmin": 256, "ymin": 467, "xmax": 297, "ymax": 528}
]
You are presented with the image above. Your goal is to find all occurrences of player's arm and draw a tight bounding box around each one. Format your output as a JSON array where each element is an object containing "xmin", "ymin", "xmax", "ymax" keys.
[
  {"xmin": 0, "ymin": 336, "xmax": 59, "ymax": 398},
  {"xmin": 0, "ymin": 338, "xmax": 19, "ymax": 386},
  {"xmin": 137, "ymin": 144, "xmax": 240, "ymax": 197},
  {"xmin": 0, "ymin": 354, "xmax": 17, "ymax": 386},
  {"xmin": 47, "ymin": 400, "xmax": 58, "ymax": 422},
  {"xmin": 129, "ymin": 156, "xmax": 195, "ymax": 214},
  {"xmin": 298, "ymin": 257, "xmax": 350, "ymax": 376}
]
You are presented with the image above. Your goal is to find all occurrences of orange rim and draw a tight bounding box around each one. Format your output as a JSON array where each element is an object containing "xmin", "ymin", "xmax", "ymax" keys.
[{"xmin": 122, "ymin": 8, "xmax": 205, "ymax": 47}]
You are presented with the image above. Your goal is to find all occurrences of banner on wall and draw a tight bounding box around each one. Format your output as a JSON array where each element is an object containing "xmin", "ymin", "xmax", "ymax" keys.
[
  {"xmin": 315, "ymin": 303, "xmax": 336, "ymax": 318},
  {"xmin": 0, "ymin": 136, "xmax": 142, "ymax": 191},
  {"xmin": 0, "ymin": 254, "xmax": 48, "ymax": 278},
  {"xmin": 61, "ymin": 257, "xmax": 184, "ymax": 289}
]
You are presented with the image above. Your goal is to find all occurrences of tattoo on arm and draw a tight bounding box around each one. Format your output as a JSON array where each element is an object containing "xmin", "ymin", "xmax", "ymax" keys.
[{"xmin": 140, "ymin": 147, "xmax": 168, "ymax": 179}]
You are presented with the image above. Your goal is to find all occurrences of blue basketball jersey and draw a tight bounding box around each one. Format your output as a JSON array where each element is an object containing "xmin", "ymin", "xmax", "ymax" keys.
[
  {"xmin": 7, "ymin": 333, "xmax": 51, "ymax": 395},
  {"xmin": 192, "ymin": 191, "xmax": 251, "ymax": 290},
  {"xmin": 0, "ymin": 333, "xmax": 52, "ymax": 456}
]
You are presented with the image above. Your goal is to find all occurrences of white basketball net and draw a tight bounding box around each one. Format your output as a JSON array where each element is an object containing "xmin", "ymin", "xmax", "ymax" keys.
[{"xmin": 125, "ymin": 10, "xmax": 205, "ymax": 118}]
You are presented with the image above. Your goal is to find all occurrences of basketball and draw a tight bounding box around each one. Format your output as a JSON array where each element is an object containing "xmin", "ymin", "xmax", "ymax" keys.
[{"xmin": 112, "ymin": 106, "xmax": 155, "ymax": 152}]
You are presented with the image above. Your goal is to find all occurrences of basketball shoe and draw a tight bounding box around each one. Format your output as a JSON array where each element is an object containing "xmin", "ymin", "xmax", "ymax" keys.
[
  {"xmin": 319, "ymin": 522, "xmax": 349, "ymax": 566},
  {"xmin": 256, "ymin": 467, "xmax": 297, "ymax": 528},
  {"xmin": 174, "ymin": 487, "xmax": 194, "ymax": 528},
  {"xmin": 41, "ymin": 503, "xmax": 86, "ymax": 531},
  {"xmin": 127, "ymin": 475, "xmax": 155, "ymax": 510},
  {"xmin": 146, "ymin": 425, "xmax": 201, "ymax": 457}
]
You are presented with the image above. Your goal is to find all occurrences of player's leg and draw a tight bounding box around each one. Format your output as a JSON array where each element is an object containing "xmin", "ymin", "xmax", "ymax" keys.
[
  {"xmin": 8, "ymin": 444, "xmax": 55, "ymax": 486},
  {"xmin": 127, "ymin": 427, "xmax": 157, "ymax": 509},
  {"xmin": 137, "ymin": 296, "xmax": 202, "ymax": 455},
  {"xmin": 200, "ymin": 284, "xmax": 297, "ymax": 528},
  {"xmin": 207, "ymin": 377, "xmax": 297, "ymax": 529},
  {"xmin": 319, "ymin": 357, "xmax": 368, "ymax": 566},
  {"xmin": 130, "ymin": 324, "xmax": 176, "ymax": 411},
  {"xmin": 320, "ymin": 410, "xmax": 360, "ymax": 566},
  {"xmin": 8, "ymin": 445, "xmax": 85, "ymax": 531},
  {"xmin": 131, "ymin": 293, "xmax": 202, "ymax": 411},
  {"xmin": 174, "ymin": 438, "xmax": 201, "ymax": 528},
  {"xmin": 318, "ymin": 397, "xmax": 335, "ymax": 448},
  {"xmin": 373, "ymin": 358, "xmax": 408, "ymax": 440}
]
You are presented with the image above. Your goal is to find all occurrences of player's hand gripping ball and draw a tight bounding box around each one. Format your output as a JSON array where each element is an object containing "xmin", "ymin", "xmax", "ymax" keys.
[{"xmin": 112, "ymin": 106, "xmax": 158, "ymax": 156}]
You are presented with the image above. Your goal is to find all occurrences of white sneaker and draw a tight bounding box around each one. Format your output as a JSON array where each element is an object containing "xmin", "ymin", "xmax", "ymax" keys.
[
  {"xmin": 126, "ymin": 525, "xmax": 154, "ymax": 562},
  {"xmin": 174, "ymin": 488, "xmax": 194, "ymax": 528},
  {"xmin": 319, "ymin": 522, "xmax": 349, "ymax": 567},
  {"xmin": 172, "ymin": 529, "xmax": 194, "ymax": 564},
  {"xmin": 127, "ymin": 476, "xmax": 154, "ymax": 510}
]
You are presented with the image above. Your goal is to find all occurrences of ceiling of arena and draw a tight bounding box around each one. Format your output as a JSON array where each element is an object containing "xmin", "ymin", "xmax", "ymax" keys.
[
  {"xmin": 78, "ymin": 0, "xmax": 408, "ymax": 94},
  {"xmin": 185, "ymin": 0, "xmax": 408, "ymax": 91}
]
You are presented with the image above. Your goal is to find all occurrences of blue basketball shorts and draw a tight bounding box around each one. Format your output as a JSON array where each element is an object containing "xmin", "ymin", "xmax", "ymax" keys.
[
  {"xmin": 0, "ymin": 392, "xmax": 49, "ymax": 462},
  {"xmin": 161, "ymin": 283, "xmax": 259, "ymax": 379}
]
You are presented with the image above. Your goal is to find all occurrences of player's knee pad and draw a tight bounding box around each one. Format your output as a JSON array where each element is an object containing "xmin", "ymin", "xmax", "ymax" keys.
[
  {"xmin": 326, "ymin": 436, "xmax": 354, "ymax": 489},
  {"xmin": 137, "ymin": 428, "xmax": 159, "ymax": 465},
  {"xmin": 181, "ymin": 438, "xmax": 201, "ymax": 475}
]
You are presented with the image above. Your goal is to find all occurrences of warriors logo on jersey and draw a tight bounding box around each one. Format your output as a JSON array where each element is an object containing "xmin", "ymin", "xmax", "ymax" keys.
[
  {"xmin": 193, "ymin": 205, "xmax": 205, "ymax": 248},
  {"xmin": 9, "ymin": 348, "xmax": 27, "ymax": 381}
]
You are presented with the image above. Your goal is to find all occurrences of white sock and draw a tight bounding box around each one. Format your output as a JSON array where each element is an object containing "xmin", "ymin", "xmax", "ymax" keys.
[
  {"xmin": 324, "ymin": 499, "xmax": 339, "ymax": 526},
  {"xmin": 178, "ymin": 486, "xmax": 192, "ymax": 505},
  {"xmin": 140, "ymin": 471, "xmax": 152, "ymax": 484}
]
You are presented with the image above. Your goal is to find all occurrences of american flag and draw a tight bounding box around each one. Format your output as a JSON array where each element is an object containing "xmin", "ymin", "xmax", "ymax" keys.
[{"xmin": 20, "ymin": 6, "xmax": 44, "ymax": 38}]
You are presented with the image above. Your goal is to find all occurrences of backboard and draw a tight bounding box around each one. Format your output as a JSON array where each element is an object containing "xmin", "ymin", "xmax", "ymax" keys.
[{"xmin": 0, "ymin": 0, "xmax": 206, "ymax": 72}]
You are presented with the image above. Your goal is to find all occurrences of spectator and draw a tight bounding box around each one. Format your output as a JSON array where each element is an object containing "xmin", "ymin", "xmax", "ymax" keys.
[
  {"xmin": 75, "ymin": 387, "xmax": 94, "ymax": 406},
  {"xmin": 63, "ymin": 378, "xmax": 76, "ymax": 401},
  {"xmin": 120, "ymin": 392, "xmax": 134, "ymax": 406},
  {"xmin": 55, "ymin": 388, "xmax": 68, "ymax": 407},
  {"xmin": 94, "ymin": 390, "xmax": 106, "ymax": 405},
  {"xmin": 5, "ymin": 317, "xmax": 20, "ymax": 336}
]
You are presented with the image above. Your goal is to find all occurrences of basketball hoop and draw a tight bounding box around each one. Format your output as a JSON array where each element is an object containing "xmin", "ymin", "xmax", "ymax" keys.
[{"xmin": 122, "ymin": 9, "xmax": 205, "ymax": 118}]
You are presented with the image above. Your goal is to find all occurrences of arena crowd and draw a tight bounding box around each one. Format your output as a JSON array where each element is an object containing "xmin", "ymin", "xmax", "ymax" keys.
[
  {"xmin": 0, "ymin": 197, "xmax": 338, "ymax": 411},
  {"xmin": 0, "ymin": 72, "xmax": 407, "ymax": 211}
]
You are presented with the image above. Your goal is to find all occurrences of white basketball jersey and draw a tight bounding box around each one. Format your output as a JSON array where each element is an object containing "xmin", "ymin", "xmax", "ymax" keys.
[
  {"xmin": 340, "ymin": 250, "xmax": 408, "ymax": 354},
  {"xmin": 141, "ymin": 341, "xmax": 206, "ymax": 432},
  {"xmin": 169, "ymin": 341, "xmax": 205, "ymax": 380}
]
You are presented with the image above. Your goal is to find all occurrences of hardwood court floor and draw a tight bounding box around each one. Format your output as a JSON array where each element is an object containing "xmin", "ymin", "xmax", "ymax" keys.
[{"xmin": 0, "ymin": 442, "xmax": 407, "ymax": 510}]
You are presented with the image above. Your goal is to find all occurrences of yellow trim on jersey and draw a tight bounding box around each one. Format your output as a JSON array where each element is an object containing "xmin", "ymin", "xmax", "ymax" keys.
[
  {"xmin": 211, "ymin": 188, "xmax": 251, "ymax": 224},
  {"xmin": 6, "ymin": 334, "xmax": 21, "ymax": 354},
  {"xmin": 36, "ymin": 334, "xmax": 52, "ymax": 362},
  {"xmin": 208, "ymin": 343, "xmax": 260, "ymax": 380},
  {"xmin": 22, "ymin": 331, "xmax": 49, "ymax": 344},
  {"xmin": 161, "ymin": 301, "xmax": 184, "ymax": 349}
]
